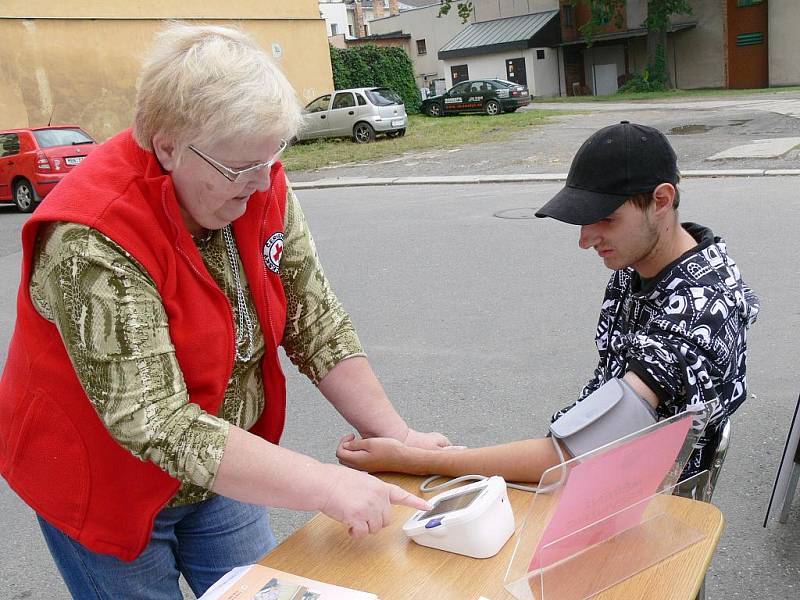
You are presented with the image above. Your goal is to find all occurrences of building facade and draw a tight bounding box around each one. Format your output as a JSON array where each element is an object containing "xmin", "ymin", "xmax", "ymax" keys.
[
  {"xmin": 366, "ymin": 0, "xmax": 797, "ymax": 99},
  {"xmin": 0, "ymin": 1, "xmax": 333, "ymax": 138},
  {"xmin": 319, "ymin": 0, "xmax": 350, "ymax": 38},
  {"xmin": 368, "ymin": 3, "xmax": 468, "ymax": 93}
]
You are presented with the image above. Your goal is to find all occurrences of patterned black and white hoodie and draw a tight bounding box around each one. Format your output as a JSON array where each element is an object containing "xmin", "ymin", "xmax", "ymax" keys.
[{"xmin": 553, "ymin": 223, "xmax": 760, "ymax": 478}]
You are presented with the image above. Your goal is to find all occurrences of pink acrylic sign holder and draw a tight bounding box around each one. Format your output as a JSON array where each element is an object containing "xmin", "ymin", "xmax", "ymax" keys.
[{"xmin": 504, "ymin": 403, "xmax": 713, "ymax": 600}]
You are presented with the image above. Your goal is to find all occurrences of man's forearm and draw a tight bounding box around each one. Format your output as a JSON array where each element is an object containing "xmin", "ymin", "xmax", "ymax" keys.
[
  {"xmin": 318, "ymin": 356, "xmax": 409, "ymax": 440},
  {"xmin": 403, "ymin": 438, "xmax": 561, "ymax": 483}
]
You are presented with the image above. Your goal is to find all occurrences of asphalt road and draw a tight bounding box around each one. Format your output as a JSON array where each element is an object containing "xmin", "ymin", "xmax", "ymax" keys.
[{"xmin": 0, "ymin": 176, "xmax": 798, "ymax": 599}]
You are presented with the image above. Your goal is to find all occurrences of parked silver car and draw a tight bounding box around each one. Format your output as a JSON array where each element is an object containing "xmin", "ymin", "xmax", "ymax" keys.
[{"xmin": 297, "ymin": 87, "xmax": 408, "ymax": 143}]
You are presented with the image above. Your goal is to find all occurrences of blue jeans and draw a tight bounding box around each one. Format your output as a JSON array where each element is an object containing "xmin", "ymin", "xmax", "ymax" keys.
[{"xmin": 37, "ymin": 495, "xmax": 277, "ymax": 599}]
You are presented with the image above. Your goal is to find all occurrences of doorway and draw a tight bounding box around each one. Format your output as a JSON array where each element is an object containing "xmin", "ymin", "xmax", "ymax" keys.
[{"xmin": 505, "ymin": 57, "xmax": 528, "ymax": 86}]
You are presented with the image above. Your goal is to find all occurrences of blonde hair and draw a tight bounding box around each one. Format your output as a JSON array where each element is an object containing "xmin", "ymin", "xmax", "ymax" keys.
[{"xmin": 133, "ymin": 22, "xmax": 302, "ymax": 151}]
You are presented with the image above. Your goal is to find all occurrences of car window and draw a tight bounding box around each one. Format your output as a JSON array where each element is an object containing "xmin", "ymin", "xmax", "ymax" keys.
[
  {"xmin": 332, "ymin": 92, "xmax": 356, "ymax": 110},
  {"xmin": 484, "ymin": 81, "xmax": 499, "ymax": 91},
  {"xmin": 356, "ymin": 93, "xmax": 367, "ymax": 106},
  {"xmin": 32, "ymin": 128, "xmax": 93, "ymax": 148},
  {"xmin": 0, "ymin": 133, "xmax": 21, "ymax": 157},
  {"xmin": 365, "ymin": 88, "xmax": 403, "ymax": 106},
  {"xmin": 305, "ymin": 95, "xmax": 331, "ymax": 113},
  {"xmin": 449, "ymin": 82, "xmax": 470, "ymax": 95}
]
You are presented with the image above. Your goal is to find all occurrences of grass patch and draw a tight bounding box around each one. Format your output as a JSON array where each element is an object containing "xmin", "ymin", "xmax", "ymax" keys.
[
  {"xmin": 282, "ymin": 110, "xmax": 573, "ymax": 172},
  {"xmin": 532, "ymin": 86, "xmax": 800, "ymax": 103}
]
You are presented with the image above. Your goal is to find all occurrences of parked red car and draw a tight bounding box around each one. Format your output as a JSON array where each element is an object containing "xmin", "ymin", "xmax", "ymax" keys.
[{"xmin": 0, "ymin": 125, "xmax": 97, "ymax": 212}]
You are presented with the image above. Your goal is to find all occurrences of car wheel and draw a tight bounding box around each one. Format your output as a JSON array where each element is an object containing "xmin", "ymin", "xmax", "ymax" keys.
[
  {"xmin": 426, "ymin": 103, "xmax": 442, "ymax": 117},
  {"xmin": 484, "ymin": 100, "xmax": 501, "ymax": 116},
  {"xmin": 387, "ymin": 128, "xmax": 406, "ymax": 138},
  {"xmin": 14, "ymin": 179, "xmax": 37, "ymax": 213},
  {"xmin": 353, "ymin": 122, "xmax": 376, "ymax": 143}
]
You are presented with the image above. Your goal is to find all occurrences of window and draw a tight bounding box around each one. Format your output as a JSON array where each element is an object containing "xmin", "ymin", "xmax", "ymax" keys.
[
  {"xmin": 469, "ymin": 81, "xmax": 488, "ymax": 92},
  {"xmin": 348, "ymin": 24, "xmax": 354, "ymax": 37},
  {"xmin": 592, "ymin": 3, "xmax": 610, "ymax": 25},
  {"xmin": 736, "ymin": 32, "xmax": 764, "ymax": 46},
  {"xmin": 356, "ymin": 93, "xmax": 367, "ymax": 106},
  {"xmin": 0, "ymin": 133, "xmax": 20, "ymax": 157},
  {"xmin": 32, "ymin": 128, "xmax": 93, "ymax": 148},
  {"xmin": 305, "ymin": 95, "xmax": 331, "ymax": 113},
  {"xmin": 332, "ymin": 92, "xmax": 356, "ymax": 109},
  {"xmin": 416, "ymin": 38, "xmax": 427, "ymax": 55},
  {"xmin": 449, "ymin": 81, "xmax": 470, "ymax": 95},
  {"xmin": 365, "ymin": 88, "xmax": 403, "ymax": 106},
  {"xmin": 562, "ymin": 4, "xmax": 574, "ymax": 28},
  {"xmin": 737, "ymin": 0, "xmax": 763, "ymax": 5},
  {"xmin": 330, "ymin": 23, "xmax": 338, "ymax": 36},
  {"xmin": 537, "ymin": 49, "xmax": 546, "ymax": 60}
]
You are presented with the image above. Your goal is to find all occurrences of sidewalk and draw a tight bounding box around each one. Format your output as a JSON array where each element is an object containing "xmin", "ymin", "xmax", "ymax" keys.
[{"xmin": 292, "ymin": 168, "xmax": 800, "ymax": 190}]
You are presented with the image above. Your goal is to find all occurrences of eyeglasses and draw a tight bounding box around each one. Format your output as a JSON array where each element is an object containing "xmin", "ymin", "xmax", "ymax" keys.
[{"xmin": 188, "ymin": 139, "xmax": 288, "ymax": 183}]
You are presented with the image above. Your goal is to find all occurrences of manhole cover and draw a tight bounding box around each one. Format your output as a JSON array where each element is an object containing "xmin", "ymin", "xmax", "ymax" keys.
[{"xmin": 494, "ymin": 207, "xmax": 540, "ymax": 219}]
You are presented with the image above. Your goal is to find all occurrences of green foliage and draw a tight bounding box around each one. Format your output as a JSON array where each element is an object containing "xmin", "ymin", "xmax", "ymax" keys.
[
  {"xmin": 643, "ymin": 0, "xmax": 693, "ymax": 29},
  {"xmin": 329, "ymin": 44, "xmax": 421, "ymax": 113},
  {"xmin": 580, "ymin": 0, "xmax": 691, "ymax": 90},
  {"xmin": 579, "ymin": 0, "xmax": 625, "ymax": 43},
  {"xmin": 438, "ymin": 0, "xmax": 473, "ymax": 23},
  {"xmin": 619, "ymin": 44, "xmax": 669, "ymax": 92}
]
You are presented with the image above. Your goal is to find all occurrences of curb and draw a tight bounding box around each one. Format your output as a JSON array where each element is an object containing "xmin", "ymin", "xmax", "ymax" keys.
[{"xmin": 292, "ymin": 169, "xmax": 800, "ymax": 190}]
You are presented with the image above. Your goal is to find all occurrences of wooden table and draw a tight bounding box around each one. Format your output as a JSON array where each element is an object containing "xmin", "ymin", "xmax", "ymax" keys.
[{"xmin": 260, "ymin": 474, "xmax": 724, "ymax": 600}]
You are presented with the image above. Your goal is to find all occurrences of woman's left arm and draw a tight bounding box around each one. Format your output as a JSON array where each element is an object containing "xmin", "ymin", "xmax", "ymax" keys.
[
  {"xmin": 318, "ymin": 355, "xmax": 449, "ymax": 447},
  {"xmin": 280, "ymin": 185, "xmax": 449, "ymax": 449}
]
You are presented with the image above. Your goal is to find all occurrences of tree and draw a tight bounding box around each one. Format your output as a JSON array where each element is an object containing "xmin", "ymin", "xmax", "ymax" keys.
[
  {"xmin": 580, "ymin": 0, "xmax": 692, "ymax": 91},
  {"xmin": 438, "ymin": 0, "xmax": 473, "ymax": 23}
]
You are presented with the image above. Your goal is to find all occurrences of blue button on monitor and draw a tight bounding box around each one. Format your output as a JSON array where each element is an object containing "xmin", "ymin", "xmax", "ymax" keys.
[{"xmin": 425, "ymin": 518, "xmax": 443, "ymax": 529}]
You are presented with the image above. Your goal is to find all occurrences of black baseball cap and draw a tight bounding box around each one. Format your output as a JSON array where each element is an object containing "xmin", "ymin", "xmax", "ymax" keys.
[{"xmin": 535, "ymin": 121, "xmax": 679, "ymax": 225}]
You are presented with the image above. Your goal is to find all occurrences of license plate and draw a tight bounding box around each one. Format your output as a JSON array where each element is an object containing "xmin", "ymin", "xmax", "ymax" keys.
[
  {"xmin": 391, "ymin": 119, "xmax": 404, "ymax": 127},
  {"xmin": 65, "ymin": 156, "xmax": 85, "ymax": 166}
]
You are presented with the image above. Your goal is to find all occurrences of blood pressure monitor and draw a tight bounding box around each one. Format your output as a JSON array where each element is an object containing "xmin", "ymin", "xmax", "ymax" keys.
[{"xmin": 402, "ymin": 476, "xmax": 515, "ymax": 558}]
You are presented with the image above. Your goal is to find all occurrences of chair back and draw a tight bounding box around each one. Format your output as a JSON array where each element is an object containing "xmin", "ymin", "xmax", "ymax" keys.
[{"xmin": 675, "ymin": 418, "xmax": 732, "ymax": 502}]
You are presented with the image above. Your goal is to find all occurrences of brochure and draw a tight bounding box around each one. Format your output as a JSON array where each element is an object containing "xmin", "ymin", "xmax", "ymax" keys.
[{"xmin": 199, "ymin": 564, "xmax": 378, "ymax": 600}]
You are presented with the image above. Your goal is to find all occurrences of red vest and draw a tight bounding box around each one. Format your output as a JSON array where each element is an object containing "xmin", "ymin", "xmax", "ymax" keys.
[{"xmin": 0, "ymin": 129, "xmax": 288, "ymax": 561}]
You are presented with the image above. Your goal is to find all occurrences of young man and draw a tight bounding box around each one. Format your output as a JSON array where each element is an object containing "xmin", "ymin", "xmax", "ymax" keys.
[{"xmin": 337, "ymin": 122, "xmax": 759, "ymax": 483}]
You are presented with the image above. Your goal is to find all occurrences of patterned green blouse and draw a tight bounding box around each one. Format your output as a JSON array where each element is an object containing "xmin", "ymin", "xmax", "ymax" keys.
[{"xmin": 29, "ymin": 185, "xmax": 364, "ymax": 506}]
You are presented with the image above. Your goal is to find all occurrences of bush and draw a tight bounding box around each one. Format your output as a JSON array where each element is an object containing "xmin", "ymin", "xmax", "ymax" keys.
[
  {"xmin": 619, "ymin": 43, "xmax": 669, "ymax": 93},
  {"xmin": 329, "ymin": 44, "xmax": 421, "ymax": 113}
]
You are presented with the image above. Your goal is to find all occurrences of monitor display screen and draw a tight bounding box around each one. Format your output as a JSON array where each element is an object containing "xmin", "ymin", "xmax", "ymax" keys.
[{"xmin": 418, "ymin": 488, "xmax": 484, "ymax": 520}]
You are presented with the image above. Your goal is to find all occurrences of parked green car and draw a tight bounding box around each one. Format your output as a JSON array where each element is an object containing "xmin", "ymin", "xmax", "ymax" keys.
[{"xmin": 421, "ymin": 79, "xmax": 530, "ymax": 117}]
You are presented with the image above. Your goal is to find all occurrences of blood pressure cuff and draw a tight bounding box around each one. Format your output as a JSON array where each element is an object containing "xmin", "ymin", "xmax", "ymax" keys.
[{"xmin": 549, "ymin": 378, "xmax": 658, "ymax": 459}]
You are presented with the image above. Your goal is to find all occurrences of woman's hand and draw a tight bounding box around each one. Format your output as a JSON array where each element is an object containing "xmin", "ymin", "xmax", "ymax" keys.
[
  {"xmin": 317, "ymin": 463, "xmax": 431, "ymax": 538},
  {"xmin": 337, "ymin": 434, "xmax": 417, "ymax": 474},
  {"xmin": 403, "ymin": 428, "xmax": 452, "ymax": 450}
]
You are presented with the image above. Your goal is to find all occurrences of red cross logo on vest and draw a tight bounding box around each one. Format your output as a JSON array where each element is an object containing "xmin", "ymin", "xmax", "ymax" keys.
[{"xmin": 263, "ymin": 232, "xmax": 285, "ymax": 274}]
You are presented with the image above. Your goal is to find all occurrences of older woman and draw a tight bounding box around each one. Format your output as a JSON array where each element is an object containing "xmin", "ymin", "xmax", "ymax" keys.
[{"xmin": 0, "ymin": 23, "xmax": 447, "ymax": 598}]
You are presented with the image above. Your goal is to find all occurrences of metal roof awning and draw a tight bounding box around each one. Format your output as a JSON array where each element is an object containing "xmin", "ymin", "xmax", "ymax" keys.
[
  {"xmin": 438, "ymin": 10, "xmax": 560, "ymax": 60},
  {"xmin": 558, "ymin": 21, "xmax": 698, "ymax": 46}
]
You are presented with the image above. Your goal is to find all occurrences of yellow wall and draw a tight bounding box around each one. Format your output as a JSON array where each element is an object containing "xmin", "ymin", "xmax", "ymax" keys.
[
  {"xmin": 0, "ymin": 1, "xmax": 333, "ymax": 139},
  {"xmin": 0, "ymin": 0, "xmax": 320, "ymax": 19}
]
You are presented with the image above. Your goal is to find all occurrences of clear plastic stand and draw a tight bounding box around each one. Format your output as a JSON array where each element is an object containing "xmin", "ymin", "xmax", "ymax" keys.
[{"xmin": 504, "ymin": 403, "xmax": 713, "ymax": 600}]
